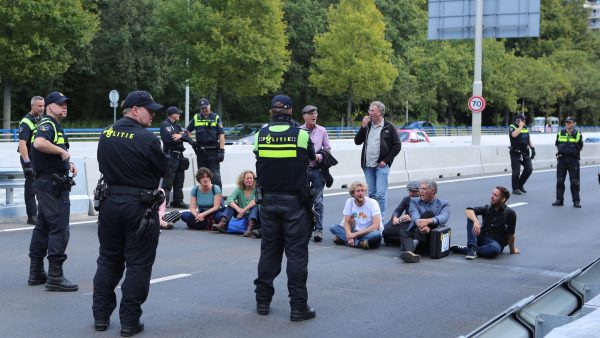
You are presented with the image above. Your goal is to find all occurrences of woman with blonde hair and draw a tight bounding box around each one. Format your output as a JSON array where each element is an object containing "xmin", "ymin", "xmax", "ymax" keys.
[{"xmin": 212, "ymin": 169, "xmax": 259, "ymax": 237}]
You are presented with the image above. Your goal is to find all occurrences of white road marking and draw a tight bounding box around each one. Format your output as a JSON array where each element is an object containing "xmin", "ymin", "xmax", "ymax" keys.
[
  {"xmin": 150, "ymin": 273, "xmax": 191, "ymax": 284},
  {"xmin": 0, "ymin": 220, "xmax": 96, "ymax": 233},
  {"xmin": 508, "ymin": 202, "xmax": 528, "ymax": 208}
]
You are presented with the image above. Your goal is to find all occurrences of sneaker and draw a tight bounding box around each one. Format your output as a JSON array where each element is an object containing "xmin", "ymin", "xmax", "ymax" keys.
[
  {"xmin": 312, "ymin": 230, "xmax": 322, "ymax": 242},
  {"xmin": 332, "ymin": 235, "xmax": 344, "ymax": 245},
  {"xmin": 465, "ymin": 246, "xmax": 478, "ymax": 260},
  {"xmin": 358, "ymin": 240, "xmax": 369, "ymax": 250},
  {"xmin": 552, "ymin": 200, "xmax": 564, "ymax": 206},
  {"xmin": 450, "ymin": 245, "xmax": 468, "ymax": 255},
  {"xmin": 400, "ymin": 251, "xmax": 421, "ymax": 263},
  {"xmin": 512, "ymin": 189, "xmax": 523, "ymax": 195},
  {"xmin": 573, "ymin": 202, "xmax": 581, "ymax": 208}
]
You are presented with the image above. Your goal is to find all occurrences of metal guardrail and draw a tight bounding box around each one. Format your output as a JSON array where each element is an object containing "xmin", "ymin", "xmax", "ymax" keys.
[{"xmin": 2, "ymin": 126, "xmax": 600, "ymax": 142}]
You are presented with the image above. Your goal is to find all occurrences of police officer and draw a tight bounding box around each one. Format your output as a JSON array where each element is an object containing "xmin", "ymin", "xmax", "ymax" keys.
[
  {"xmin": 93, "ymin": 91, "xmax": 167, "ymax": 336},
  {"xmin": 28, "ymin": 92, "xmax": 78, "ymax": 292},
  {"xmin": 186, "ymin": 98, "xmax": 225, "ymax": 188},
  {"xmin": 552, "ymin": 116, "xmax": 583, "ymax": 208},
  {"xmin": 253, "ymin": 94, "xmax": 317, "ymax": 322},
  {"xmin": 18, "ymin": 96, "xmax": 44, "ymax": 225},
  {"xmin": 160, "ymin": 106, "xmax": 189, "ymax": 209},
  {"xmin": 508, "ymin": 113, "xmax": 535, "ymax": 195}
]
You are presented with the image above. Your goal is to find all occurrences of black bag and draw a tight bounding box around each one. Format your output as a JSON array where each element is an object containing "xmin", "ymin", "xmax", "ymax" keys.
[
  {"xmin": 429, "ymin": 226, "xmax": 451, "ymax": 259},
  {"xmin": 180, "ymin": 157, "xmax": 190, "ymax": 170}
]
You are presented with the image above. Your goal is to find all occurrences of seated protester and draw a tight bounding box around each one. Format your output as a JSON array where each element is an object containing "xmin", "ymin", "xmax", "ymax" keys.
[
  {"xmin": 329, "ymin": 181, "xmax": 382, "ymax": 250},
  {"xmin": 382, "ymin": 181, "xmax": 420, "ymax": 246},
  {"xmin": 181, "ymin": 167, "xmax": 224, "ymax": 230},
  {"xmin": 212, "ymin": 170, "xmax": 259, "ymax": 237},
  {"xmin": 399, "ymin": 179, "xmax": 450, "ymax": 263},
  {"xmin": 450, "ymin": 186, "xmax": 520, "ymax": 260}
]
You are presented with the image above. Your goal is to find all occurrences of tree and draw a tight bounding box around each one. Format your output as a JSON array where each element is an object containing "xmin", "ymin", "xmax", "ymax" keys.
[
  {"xmin": 0, "ymin": 0, "xmax": 97, "ymax": 128},
  {"xmin": 155, "ymin": 0, "xmax": 290, "ymax": 117},
  {"xmin": 309, "ymin": 0, "xmax": 398, "ymax": 125}
]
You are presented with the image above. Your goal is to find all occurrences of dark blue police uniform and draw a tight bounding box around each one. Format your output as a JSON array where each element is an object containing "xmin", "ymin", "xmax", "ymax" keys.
[
  {"xmin": 554, "ymin": 123, "xmax": 583, "ymax": 207},
  {"xmin": 186, "ymin": 99, "xmax": 224, "ymax": 187},
  {"xmin": 253, "ymin": 95, "xmax": 316, "ymax": 321},
  {"xmin": 508, "ymin": 120, "xmax": 533, "ymax": 193},
  {"xmin": 29, "ymin": 92, "xmax": 78, "ymax": 292},
  {"xmin": 18, "ymin": 112, "xmax": 40, "ymax": 221},
  {"xmin": 160, "ymin": 109, "xmax": 187, "ymax": 206},
  {"xmin": 93, "ymin": 91, "xmax": 167, "ymax": 335}
]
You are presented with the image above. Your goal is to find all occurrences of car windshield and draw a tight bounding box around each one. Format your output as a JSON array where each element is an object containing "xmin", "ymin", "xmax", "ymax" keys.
[
  {"xmin": 399, "ymin": 131, "xmax": 409, "ymax": 142},
  {"xmin": 225, "ymin": 124, "xmax": 260, "ymax": 140}
]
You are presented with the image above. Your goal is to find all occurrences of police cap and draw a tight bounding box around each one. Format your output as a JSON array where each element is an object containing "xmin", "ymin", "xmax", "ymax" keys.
[
  {"xmin": 45, "ymin": 92, "xmax": 70, "ymax": 105},
  {"xmin": 565, "ymin": 116, "xmax": 576, "ymax": 123},
  {"xmin": 122, "ymin": 90, "xmax": 163, "ymax": 112},
  {"xmin": 271, "ymin": 95, "xmax": 292, "ymax": 109},
  {"xmin": 166, "ymin": 106, "xmax": 183, "ymax": 115},
  {"xmin": 198, "ymin": 98, "xmax": 210, "ymax": 108}
]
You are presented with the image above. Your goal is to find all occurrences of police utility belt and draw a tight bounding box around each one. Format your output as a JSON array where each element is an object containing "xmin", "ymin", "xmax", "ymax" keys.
[
  {"xmin": 194, "ymin": 145, "xmax": 218, "ymax": 152},
  {"xmin": 35, "ymin": 172, "xmax": 76, "ymax": 196}
]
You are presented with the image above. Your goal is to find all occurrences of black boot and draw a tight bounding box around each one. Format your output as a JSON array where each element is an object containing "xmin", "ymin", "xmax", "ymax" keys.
[
  {"xmin": 28, "ymin": 258, "xmax": 47, "ymax": 286},
  {"xmin": 45, "ymin": 260, "xmax": 78, "ymax": 292}
]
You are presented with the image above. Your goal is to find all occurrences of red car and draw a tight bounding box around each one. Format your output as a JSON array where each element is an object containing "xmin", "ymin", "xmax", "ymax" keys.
[{"xmin": 397, "ymin": 129, "xmax": 430, "ymax": 143}]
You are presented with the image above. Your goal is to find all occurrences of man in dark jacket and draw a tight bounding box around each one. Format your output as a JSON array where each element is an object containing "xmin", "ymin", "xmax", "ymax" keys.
[{"xmin": 354, "ymin": 101, "xmax": 401, "ymax": 219}]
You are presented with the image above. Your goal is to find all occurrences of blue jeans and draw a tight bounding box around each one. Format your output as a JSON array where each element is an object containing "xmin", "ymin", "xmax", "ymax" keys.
[
  {"xmin": 329, "ymin": 224, "xmax": 382, "ymax": 249},
  {"xmin": 222, "ymin": 205, "xmax": 258, "ymax": 222},
  {"xmin": 466, "ymin": 219, "xmax": 503, "ymax": 258},
  {"xmin": 363, "ymin": 165, "xmax": 390, "ymax": 219},
  {"xmin": 307, "ymin": 168, "xmax": 325, "ymax": 231}
]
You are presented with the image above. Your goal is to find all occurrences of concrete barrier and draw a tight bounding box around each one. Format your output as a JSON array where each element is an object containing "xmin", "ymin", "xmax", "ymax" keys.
[
  {"xmin": 404, "ymin": 145, "xmax": 483, "ymax": 181},
  {"xmin": 479, "ymin": 145, "xmax": 511, "ymax": 174}
]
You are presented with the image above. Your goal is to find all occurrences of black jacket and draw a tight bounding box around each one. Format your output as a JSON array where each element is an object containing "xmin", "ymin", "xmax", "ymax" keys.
[{"xmin": 354, "ymin": 120, "xmax": 401, "ymax": 169}]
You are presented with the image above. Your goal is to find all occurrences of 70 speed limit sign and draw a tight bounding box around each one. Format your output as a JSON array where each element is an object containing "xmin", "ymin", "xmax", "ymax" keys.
[{"xmin": 468, "ymin": 96, "xmax": 486, "ymax": 113}]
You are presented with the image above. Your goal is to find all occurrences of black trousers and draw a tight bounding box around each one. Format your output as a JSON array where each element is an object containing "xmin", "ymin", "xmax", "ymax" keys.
[
  {"xmin": 29, "ymin": 178, "xmax": 70, "ymax": 262},
  {"xmin": 556, "ymin": 157, "xmax": 580, "ymax": 203},
  {"xmin": 21, "ymin": 164, "xmax": 37, "ymax": 218},
  {"xmin": 510, "ymin": 151, "xmax": 533, "ymax": 190},
  {"xmin": 92, "ymin": 194, "xmax": 159, "ymax": 325},
  {"xmin": 195, "ymin": 149, "xmax": 221, "ymax": 188},
  {"xmin": 382, "ymin": 220, "xmax": 410, "ymax": 246},
  {"xmin": 254, "ymin": 193, "xmax": 310, "ymax": 310},
  {"xmin": 162, "ymin": 154, "xmax": 185, "ymax": 204}
]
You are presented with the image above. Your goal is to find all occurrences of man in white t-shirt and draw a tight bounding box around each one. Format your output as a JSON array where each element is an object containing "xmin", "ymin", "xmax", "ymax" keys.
[{"xmin": 329, "ymin": 181, "xmax": 383, "ymax": 249}]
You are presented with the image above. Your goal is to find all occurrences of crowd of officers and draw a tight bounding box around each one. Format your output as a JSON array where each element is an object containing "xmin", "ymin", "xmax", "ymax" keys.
[{"xmin": 16, "ymin": 89, "xmax": 592, "ymax": 336}]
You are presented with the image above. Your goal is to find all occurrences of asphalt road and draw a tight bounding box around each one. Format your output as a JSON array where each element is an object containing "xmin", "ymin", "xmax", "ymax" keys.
[{"xmin": 1, "ymin": 166, "xmax": 599, "ymax": 338}]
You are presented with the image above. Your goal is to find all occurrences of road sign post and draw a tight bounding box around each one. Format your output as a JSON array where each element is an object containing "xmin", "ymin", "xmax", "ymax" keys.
[{"xmin": 109, "ymin": 90, "xmax": 119, "ymax": 124}]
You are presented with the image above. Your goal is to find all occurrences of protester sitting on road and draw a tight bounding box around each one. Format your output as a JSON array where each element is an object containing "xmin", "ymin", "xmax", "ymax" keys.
[
  {"xmin": 329, "ymin": 181, "xmax": 382, "ymax": 250},
  {"xmin": 180, "ymin": 167, "xmax": 224, "ymax": 230},
  {"xmin": 158, "ymin": 188, "xmax": 181, "ymax": 230},
  {"xmin": 382, "ymin": 181, "xmax": 420, "ymax": 246},
  {"xmin": 399, "ymin": 179, "xmax": 450, "ymax": 263},
  {"xmin": 212, "ymin": 170, "xmax": 260, "ymax": 237},
  {"xmin": 450, "ymin": 186, "xmax": 519, "ymax": 260}
]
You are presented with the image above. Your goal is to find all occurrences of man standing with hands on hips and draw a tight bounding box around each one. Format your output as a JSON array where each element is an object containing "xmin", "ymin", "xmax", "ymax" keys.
[
  {"xmin": 186, "ymin": 98, "xmax": 225, "ymax": 188},
  {"xmin": 354, "ymin": 101, "xmax": 401, "ymax": 219},
  {"xmin": 28, "ymin": 92, "xmax": 78, "ymax": 292},
  {"xmin": 508, "ymin": 113, "xmax": 535, "ymax": 195},
  {"xmin": 552, "ymin": 116, "xmax": 583, "ymax": 208}
]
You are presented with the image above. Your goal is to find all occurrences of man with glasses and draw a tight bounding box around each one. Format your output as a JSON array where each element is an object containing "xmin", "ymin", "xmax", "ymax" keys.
[
  {"xmin": 300, "ymin": 104, "xmax": 331, "ymax": 242},
  {"xmin": 552, "ymin": 116, "xmax": 583, "ymax": 208},
  {"xmin": 186, "ymin": 98, "xmax": 225, "ymax": 188},
  {"xmin": 93, "ymin": 91, "xmax": 168, "ymax": 336}
]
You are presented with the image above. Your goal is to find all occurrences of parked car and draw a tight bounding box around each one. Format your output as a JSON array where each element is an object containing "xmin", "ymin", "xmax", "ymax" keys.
[
  {"xmin": 401, "ymin": 121, "xmax": 435, "ymax": 135},
  {"xmin": 224, "ymin": 123, "xmax": 266, "ymax": 145},
  {"xmin": 585, "ymin": 137, "xmax": 600, "ymax": 143},
  {"xmin": 397, "ymin": 129, "xmax": 430, "ymax": 143}
]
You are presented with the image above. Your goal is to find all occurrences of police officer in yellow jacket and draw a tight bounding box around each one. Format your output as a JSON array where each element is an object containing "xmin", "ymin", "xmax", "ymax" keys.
[
  {"xmin": 93, "ymin": 91, "xmax": 168, "ymax": 336},
  {"xmin": 186, "ymin": 98, "xmax": 225, "ymax": 188},
  {"xmin": 552, "ymin": 116, "xmax": 583, "ymax": 208},
  {"xmin": 18, "ymin": 96, "xmax": 44, "ymax": 225},
  {"xmin": 508, "ymin": 114, "xmax": 535, "ymax": 195},
  {"xmin": 28, "ymin": 92, "xmax": 78, "ymax": 292},
  {"xmin": 253, "ymin": 94, "xmax": 317, "ymax": 322}
]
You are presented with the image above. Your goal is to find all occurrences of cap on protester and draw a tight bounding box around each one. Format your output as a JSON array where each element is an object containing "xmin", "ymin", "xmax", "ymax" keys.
[
  {"xmin": 122, "ymin": 90, "xmax": 163, "ymax": 112},
  {"xmin": 45, "ymin": 92, "xmax": 71, "ymax": 105},
  {"xmin": 406, "ymin": 181, "xmax": 420, "ymax": 192},
  {"xmin": 271, "ymin": 95, "xmax": 293, "ymax": 109},
  {"xmin": 302, "ymin": 105, "xmax": 318, "ymax": 114}
]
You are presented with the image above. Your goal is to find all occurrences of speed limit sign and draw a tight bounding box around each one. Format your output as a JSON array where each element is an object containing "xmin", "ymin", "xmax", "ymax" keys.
[{"xmin": 468, "ymin": 96, "xmax": 486, "ymax": 113}]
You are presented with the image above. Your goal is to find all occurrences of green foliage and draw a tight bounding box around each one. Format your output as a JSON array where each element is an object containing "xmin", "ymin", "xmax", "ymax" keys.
[{"xmin": 310, "ymin": 0, "xmax": 398, "ymax": 124}]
